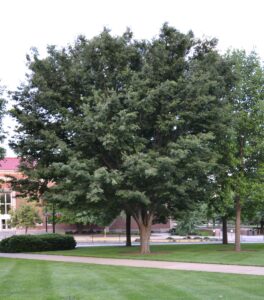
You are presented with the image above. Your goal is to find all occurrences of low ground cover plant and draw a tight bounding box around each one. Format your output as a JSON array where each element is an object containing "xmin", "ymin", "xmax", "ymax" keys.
[{"xmin": 0, "ymin": 234, "xmax": 76, "ymax": 253}]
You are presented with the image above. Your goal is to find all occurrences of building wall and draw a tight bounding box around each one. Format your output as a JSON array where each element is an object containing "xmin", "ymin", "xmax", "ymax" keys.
[
  {"xmin": 0, "ymin": 164, "xmax": 27, "ymax": 230},
  {"xmin": 109, "ymin": 215, "xmax": 173, "ymax": 233}
]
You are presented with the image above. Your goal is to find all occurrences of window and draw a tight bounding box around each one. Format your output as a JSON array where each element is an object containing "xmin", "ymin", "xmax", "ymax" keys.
[
  {"xmin": 1, "ymin": 219, "xmax": 11, "ymax": 229},
  {"xmin": 0, "ymin": 192, "xmax": 11, "ymax": 215}
]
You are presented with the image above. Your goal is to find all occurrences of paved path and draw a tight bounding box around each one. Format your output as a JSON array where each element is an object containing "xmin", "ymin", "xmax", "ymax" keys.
[{"xmin": 0, "ymin": 253, "xmax": 264, "ymax": 276}]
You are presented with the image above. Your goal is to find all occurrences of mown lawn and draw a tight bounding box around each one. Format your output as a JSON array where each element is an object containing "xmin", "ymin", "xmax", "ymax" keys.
[
  {"xmin": 0, "ymin": 258, "xmax": 263, "ymax": 300},
  {"xmin": 39, "ymin": 243, "xmax": 264, "ymax": 266}
]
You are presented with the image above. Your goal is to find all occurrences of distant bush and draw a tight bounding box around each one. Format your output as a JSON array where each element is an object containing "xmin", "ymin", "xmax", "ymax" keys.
[
  {"xmin": 0, "ymin": 234, "xmax": 76, "ymax": 253},
  {"xmin": 169, "ymin": 227, "xmax": 198, "ymax": 236},
  {"xmin": 169, "ymin": 227, "xmax": 214, "ymax": 236},
  {"xmin": 196, "ymin": 229, "xmax": 213, "ymax": 237}
]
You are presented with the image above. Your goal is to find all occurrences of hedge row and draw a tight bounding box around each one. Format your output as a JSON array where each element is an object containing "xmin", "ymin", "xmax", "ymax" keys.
[{"xmin": 0, "ymin": 234, "xmax": 76, "ymax": 253}]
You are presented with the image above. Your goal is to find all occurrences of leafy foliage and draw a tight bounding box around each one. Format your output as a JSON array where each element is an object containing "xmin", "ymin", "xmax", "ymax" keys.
[
  {"xmin": 10, "ymin": 24, "xmax": 235, "ymax": 253},
  {"xmin": 9, "ymin": 204, "xmax": 41, "ymax": 234},
  {"xmin": 204, "ymin": 50, "xmax": 264, "ymax": 249},
  {"xmin": 171, "ymin": 203, "xmax": 209, "ymax": 235},
  {"xmin": 228, "ymin": 51, "xmax": 264, "ymax": 199},
  {"xmin": 58, "ymin": 207, "xmax": 116, "ymax": 228},
  {"xmin": 224, "ymin": 51, "xmax": 264, "ymax": 250}
]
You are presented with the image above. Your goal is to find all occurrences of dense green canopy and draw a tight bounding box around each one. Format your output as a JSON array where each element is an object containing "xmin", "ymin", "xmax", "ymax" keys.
[{"xmin": 10, "ymin": 24, "xmax": 235, "ymax": 253}]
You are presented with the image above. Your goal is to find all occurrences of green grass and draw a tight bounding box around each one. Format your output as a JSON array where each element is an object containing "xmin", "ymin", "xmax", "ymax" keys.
[
  {"xmin": 39, "ymin": 243, "xmax": 264, "ymax": 266},
  {"xmin": 0, "ymin": 258, "xmax": 263, "ymax": 300}
]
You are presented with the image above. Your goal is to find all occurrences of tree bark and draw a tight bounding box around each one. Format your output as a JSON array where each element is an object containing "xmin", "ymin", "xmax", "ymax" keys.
[
  {"xmin": 125, "ymin": 211, "xmax": 132, "ymax": 247},
  {"xmin": 45, "ymin": 215, "xmax": 48, "ymax": 233},
  {"xmin": 222, "ymin": 216, "xmax": 228, "ymax": 244},
  {"xmin": 138, "ymin": 223, "xmax": 152, "ymax": 254},
  {"xmin": 235, "ymin": 196, "xmax": 241, "ymax": 251},
  {"xmin": 235, "ymin": 136, "xmax": 244, "ymax": 252},
  {"xmin": 44, "ymin": 206, "xmax": 48, "ymax": 233},
  {"xmin": 133, "ymin": 210, "xmax": 153, "ymax": 254},
  {"xmin": 76, "ymin": 223, "xmax": 84, "ymax": 234},
  {"xmin": 260, "ymin": 219, "xmax": 264, "ymax": 234},
  {"xmin": 52, "ymin": 203, "xmax": 56, "ymax": 234}
]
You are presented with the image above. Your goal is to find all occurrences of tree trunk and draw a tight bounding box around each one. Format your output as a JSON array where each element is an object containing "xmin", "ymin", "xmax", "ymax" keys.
[
  {"xmin": 235, "ymin": 196, "xmax": 241, "ymax": 252},
  {"xmin": 52, "ymin": 221, "xmax": 55, "ymax": 233},
  {"xmin": 76, "ymin": 223, "xmax": 84, "ymax": 234},
  {"xmin": 44, "ymin": 206, "xmax": 48, "ymax": 233},
  {"xmin": 236, "ymin": 136, "xmax": 244, "ymax": 252},
  {"xmin": 45, "ymin": 215, "xmax": 48, "ymax": 233},
  {"xmin": 139, "ymin": 223, "xmax": 152, "ymax": 254},
  {"xmin": 133, "ymin": 210, "xmax": 153, "ymax": 254},
  {"xmin": 125, "ymin": 212, "xmax": 132, "ymax": 247},
  {"xmin": 25, "ymin": 226, "xmax": 28, "ymax": 234},
  {"xmin": 260, "ymin": 219, "xmax": 264, "ymax": 234},
  {"xmin": 52, "ymin": 203, "xmax": 56, "ymax": 233},
  {"xmin": 222, "ymin": 216, "xmax": 228, "ymax": 244}
]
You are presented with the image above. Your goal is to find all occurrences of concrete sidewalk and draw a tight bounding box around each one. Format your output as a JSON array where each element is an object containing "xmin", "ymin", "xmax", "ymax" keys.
[{"xmin": 0, "ymin": 253, "xmax": 264, "ymax": 276}]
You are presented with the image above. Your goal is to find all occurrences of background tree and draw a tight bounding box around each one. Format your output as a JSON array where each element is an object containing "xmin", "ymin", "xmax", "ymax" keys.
[
  {"xmin": 8, "ymin": 168, "xmax": 52, "ymax": 230},
  {"xmin": 57, "ymin": 207, "xmax": 116, "ymax": 233},
  {"xmin": 10, "ymin": 25, "xmax": 234, "ymax": 254},
  {"xmin": 225, "ymin": 50, "xmax": 264, "ymax": 251},
  {"xmin": 9, "ymin": 204, "xmax": 41, "ymax": 234},
  {"xmin": 242, "ymin": 164, "xmax": 264, "ymax": 234},
  {"xmin": 172, "ymin": 203, "xmax": 208, "ymax": 236},
  {"xmin": 207, "ymin": 178, "xmax": 235, "ymax": 244}
]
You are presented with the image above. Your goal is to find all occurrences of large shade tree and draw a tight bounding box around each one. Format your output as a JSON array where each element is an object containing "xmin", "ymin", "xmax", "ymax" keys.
[{"xmin": 10, "ymin": 25, "xmax": 234, "ymax": 254}]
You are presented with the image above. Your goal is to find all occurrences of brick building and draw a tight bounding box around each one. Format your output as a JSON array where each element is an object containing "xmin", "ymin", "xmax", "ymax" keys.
[{"xmin": 0, "ymin": 158, "xmax": 22, "ymax": 230}]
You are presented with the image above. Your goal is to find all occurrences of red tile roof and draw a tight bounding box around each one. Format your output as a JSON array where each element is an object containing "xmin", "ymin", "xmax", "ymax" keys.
[{"xmin": 0, "ymin": 157, "xmax": 20, "ymax": 171}]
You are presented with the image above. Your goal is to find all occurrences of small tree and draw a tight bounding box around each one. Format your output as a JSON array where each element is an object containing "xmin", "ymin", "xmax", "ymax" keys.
[{"xmin": 9, "ymin": 204, "xmax": 41, "ymax": 234}]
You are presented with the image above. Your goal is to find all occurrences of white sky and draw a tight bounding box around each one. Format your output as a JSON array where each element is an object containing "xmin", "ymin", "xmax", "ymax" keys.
[{"xmin": 1, "ymin": 0, "xmax": 264, "ymax": 156}]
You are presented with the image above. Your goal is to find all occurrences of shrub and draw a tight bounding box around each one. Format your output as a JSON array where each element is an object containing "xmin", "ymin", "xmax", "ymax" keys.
[
  {"xmin": 0, "ymin": 235, "xmax": 45, "ymax": 253},
  {"xmin": 0, "ymin": 234, "xmax": 76, "ymax": 253},
  {"xmin": 37, "ymin": 234, "xmax": 76, "ymax": 251}
]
